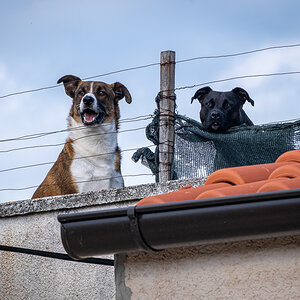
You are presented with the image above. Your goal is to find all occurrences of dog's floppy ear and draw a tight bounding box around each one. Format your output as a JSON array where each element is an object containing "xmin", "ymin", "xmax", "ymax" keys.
[
  {"xmin": 232, "ymin": 87, "xmax": 254, "ymax": 106},
  {"xmin": 57, "ymin": 75, "xmax": 81, "ymax": 98},
  {"xmin": 191, "ymin": 86, "xmax": 212, "ymax": 104},
  {"xmin": 111, "ymin": 82, "xmax": 132, "ymax": 104}
]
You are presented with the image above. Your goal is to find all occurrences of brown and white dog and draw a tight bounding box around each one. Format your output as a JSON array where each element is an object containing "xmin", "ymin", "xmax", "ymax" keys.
[{"xmin": 32, "ymin": 75, "xmax": 132, "ymax": 199}]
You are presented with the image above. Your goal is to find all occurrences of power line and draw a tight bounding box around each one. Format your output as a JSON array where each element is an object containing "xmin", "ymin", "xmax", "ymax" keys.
[
  {"xmin": 0, "ymin": 141, "xmax": 66, "ymax": 153},
  {"xmin": 1, "ymin": 71, "xmax": 300, "ymax": 154},
  {"xmin": 0, "ymin": 84, "xmax": 60, "ymax": 100},
  {"xmin": 0, "ymin": 63, "xmax": 160, "ymax": 100},
  {"xmin": 0, "ymin": 114, "xmax": 152, "ymax": 144},
  {"xmin": 0, "ymin": 173, "xmax": 154, "ymax": 192},
  {"xmin": 176, "ymin": 43, "xmax": 300, "ymax": 64},
  {"xmin": 63, "ymin": 126, "xmax": 147, "ymax": 144},
  {"xmin": 1, "ymin": 70, "xmax": 300, "ymax": 153},
  {"xmin": 173, "ymin": 71, "xmax": 300, "ymax": 92},
  {"xmin": 2, "ymin": 69, "xmax": 300, "ymax": 147},
  {"xmin": 1, "ymin": 42, "xmax": 300, "ymax": 100},
  {"xmin": 82, "ymin": 62, "xmax": 160, "ymax": 80},
  {"xmin": 0, "ymin": 245, "xmax": 114, "ymax": 266},
  {"xmin": 0, "ymin": 143, "xmax": 155, "ymax": 174}
]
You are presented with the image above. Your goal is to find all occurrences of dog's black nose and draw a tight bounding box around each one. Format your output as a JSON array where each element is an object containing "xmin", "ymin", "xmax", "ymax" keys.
[
  {"xmin": 83, "ymin": 96, "xmax": 94, "ymax": 106},
  {"xmin": 211, "ymin": 111, "xmax": 220, "ymax": 120}
]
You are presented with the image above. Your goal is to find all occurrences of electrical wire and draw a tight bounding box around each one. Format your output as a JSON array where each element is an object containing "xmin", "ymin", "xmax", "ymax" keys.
[
  {"xmin": 2, "ymin": 68, "xmax": 300, "ymax": 147},
  {"xmin": 1, "ymin": 42, "xmax": 300, "ymax": 100},
  {"xmin": 176, "ymin": 43, "xmax": 300, "ymax": 64},
  {"xmin": 0, "ymin": 114, "xmax": 153, "ymax": 144},
  {"xmin": 0, "ymin": 173, "xmax": 154, "ymax": 192},
  {"xmin": 0, "ymin": 143, "xmax": 155, "ymax": 174},
  {"xmin": 1, "ymin": 43, "xmax": 300, "ymax": 195},
  {"xmin": 0, "ymin": 245, "xmax": 114, "ymax": 266},
  {"xmin": 0, "ymin": 63, "xmax": 160, "ymax": 99},
  {"xmin": 173, "ymin": 71, "xmax": 300, "ymax": 92}
]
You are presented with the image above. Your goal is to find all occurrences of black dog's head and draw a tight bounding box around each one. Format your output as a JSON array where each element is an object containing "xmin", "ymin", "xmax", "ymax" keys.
[{"xmin": 191, "ymin": 86, "xmax": 254, "ymax": 133}]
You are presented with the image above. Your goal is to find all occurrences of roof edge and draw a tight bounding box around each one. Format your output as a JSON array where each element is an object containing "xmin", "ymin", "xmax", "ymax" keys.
[{"xmin": 58, "ymin": 189, "xmax": 300, "ymax": 258}]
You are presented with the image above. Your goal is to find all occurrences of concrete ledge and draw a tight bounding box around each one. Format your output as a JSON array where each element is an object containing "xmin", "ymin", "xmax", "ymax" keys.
[
  {"xmin": 0, "ymin": 177, "xmax": 206, "ymax": 217},
  {"xmin": 0, "ymin": 177, "xmax": 205, "ymax": 299}
]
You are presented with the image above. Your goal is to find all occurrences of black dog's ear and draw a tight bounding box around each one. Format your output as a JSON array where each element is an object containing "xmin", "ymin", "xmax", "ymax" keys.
[
  {"xmin": 111, "ymin": 82, "xmax": 132, "ymax": 104},
  {"xmin": 232, "ymin": 87, "xmax": 254, "ymax": 106},
  {"xmin": 57, "ymin": 75, "xmax": 81, "ymax": 98},
  {"xmin": 191, "ymin": 86, "xmax": 212, "ymax": 104}
]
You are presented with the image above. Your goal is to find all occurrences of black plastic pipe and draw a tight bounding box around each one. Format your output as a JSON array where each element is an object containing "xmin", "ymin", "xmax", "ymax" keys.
[{"xmin": 58, "ymin": 189, "xmax": 300, "ymax": 259}]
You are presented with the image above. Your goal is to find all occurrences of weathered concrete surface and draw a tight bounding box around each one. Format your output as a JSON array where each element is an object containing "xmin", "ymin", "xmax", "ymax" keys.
[
  {"xmin": 0, "ymin": 177, "xmax": 205, "ymax": 217},
  {"xmin": 115, "ymin": 254, "xmax": 132, "ymax": 300},
  {"xmin": 0, "ymin": 178, "xmax": 205, "ymax": 300},
  {"xmin": 0, "ymin": 209, "xmax": 115, "ymax": 300},
  {"xmin": 118, "ymin": 235, "xmax": 300, "ymax": 300}
]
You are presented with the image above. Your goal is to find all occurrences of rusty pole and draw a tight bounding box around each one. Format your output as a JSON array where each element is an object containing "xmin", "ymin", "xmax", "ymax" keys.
[{"xmin": 159, "ymin": 50, "xmax": 176, "ymax": 182}]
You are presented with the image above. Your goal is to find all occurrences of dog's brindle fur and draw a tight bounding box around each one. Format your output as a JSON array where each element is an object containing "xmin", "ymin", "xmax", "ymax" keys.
[
  {"xmin": 191, "ymin": 86, "xmax": 254, "ymax": 133},
  {"xmin": 32, "ymin": 75, "xmax": 131, "ymax": 199}
]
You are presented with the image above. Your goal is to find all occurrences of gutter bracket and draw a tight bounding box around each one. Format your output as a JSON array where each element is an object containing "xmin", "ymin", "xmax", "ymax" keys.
[{"xmin": 127, "ymin": 206, "xmax": 159, "ymax": 252}]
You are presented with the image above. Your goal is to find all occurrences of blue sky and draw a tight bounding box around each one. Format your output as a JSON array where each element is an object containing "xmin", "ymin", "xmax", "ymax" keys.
[{"xmin": 1, "ymin": 0, "xmax": 300, "ymax": 202}]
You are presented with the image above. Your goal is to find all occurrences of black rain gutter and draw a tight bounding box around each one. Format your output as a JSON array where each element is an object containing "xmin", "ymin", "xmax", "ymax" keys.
[{"xmin": 58, "ymin": 189, "xmax": 300, "ymax": 259}]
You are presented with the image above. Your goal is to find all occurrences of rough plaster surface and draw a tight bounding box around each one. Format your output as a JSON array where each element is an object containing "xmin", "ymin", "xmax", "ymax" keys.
[
  {"xmin": 0, "ymin": 177, "xmax": 205, "ymax": 217},
  {"xmin": 115, "ymin": 254, "xmax": 132, "ymax": 300},
  {"xmin": 0, "ymin": 178, "xmax": 205, "ymax": 299},
  {"xmin": 121, "ymin": 235, "xmax": 300, "ymax": 300},
  {"xmin": 0, "ymin": 210, "xmax": 115, "ymax": 300}
]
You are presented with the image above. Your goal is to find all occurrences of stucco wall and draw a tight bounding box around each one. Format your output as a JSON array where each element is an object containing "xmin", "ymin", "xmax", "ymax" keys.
[
  {"xmin": 117, "ymin": 235, "xmax": 300, "ymax": 300},
  {"xmin": 0, "ymin": 178, "xmax": 204, "ymax": 300},
  {"xmin": 1, "ymin": 211, "xmax": 115, "ymax": 300}
]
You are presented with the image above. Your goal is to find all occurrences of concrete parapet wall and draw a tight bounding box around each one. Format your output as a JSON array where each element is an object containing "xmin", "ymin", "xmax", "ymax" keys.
[{"xmin": 0, "ymin": 178, "xmax": 205, "ymax": 300}]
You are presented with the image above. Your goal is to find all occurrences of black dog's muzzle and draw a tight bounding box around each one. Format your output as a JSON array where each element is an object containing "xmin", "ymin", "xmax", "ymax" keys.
[{"xmin": 205, "ymin": 110, "xmax": 228, "ymax": 132}]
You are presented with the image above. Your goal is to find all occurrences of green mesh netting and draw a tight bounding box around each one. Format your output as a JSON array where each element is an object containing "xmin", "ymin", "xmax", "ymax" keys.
[{"xmin": 132, "ymin": 95, "xmax": 300, "ymax": 182}]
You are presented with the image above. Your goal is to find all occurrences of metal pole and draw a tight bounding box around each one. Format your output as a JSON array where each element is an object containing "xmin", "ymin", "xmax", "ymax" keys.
[{"xmin": 159, "ymin": 50, "xmax": 176, "ymax": 182}]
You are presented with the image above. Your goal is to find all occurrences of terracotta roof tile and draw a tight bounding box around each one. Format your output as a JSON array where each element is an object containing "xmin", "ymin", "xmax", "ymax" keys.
[
  {"xmin": 204, "ymin": 162, "xmax": 291, "ymax": 185},
  {"xmin": 269, "ymin": 163, "xmax": 300, "ymax": 179},
  {"xmin": 196, "ymin": 179, "xmax": 277, "ymax": 200},
  {"xmin": 275, "ymin": 149, "xmax": 300, "ymax": 163},
  {"xmin": 257, "ymin": 177, "xmax": 300, "ymax": 193},
  {"xmin": 137, "ymin": 150, "xmax": 300, "ymax": 206},
  {"xmin": 136, "ymin": 182, "xmax": 231, "ymax": 206}
]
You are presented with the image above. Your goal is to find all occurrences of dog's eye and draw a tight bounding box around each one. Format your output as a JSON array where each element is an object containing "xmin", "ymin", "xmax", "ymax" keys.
[
  {"xmin": 223, "ymin": 101, "xmax": 232, "ymax": 110},
  {"xmin": 97, "ymin": 90, "xmax": 105, "ymax": 96},
  {"xmin": 79, "ymin": 90, "xmax": 85, "ymax": 96},
  {"xmin": 206, "ymin": 100, "xmax": 214, "ymax": 108}
]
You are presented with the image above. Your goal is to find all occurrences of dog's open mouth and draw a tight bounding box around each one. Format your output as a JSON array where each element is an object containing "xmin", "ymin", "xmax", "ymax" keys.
[
  {"xmin": 207, "ymin": 122, "xmax": 228, "ymax": 133},
  {"xmin": 81, "ymin": 109, "xmax": 106, "ymax": 125},
  {"xmin": 211, "ymin": 122, "xmax": 221, "ymax": 131}
]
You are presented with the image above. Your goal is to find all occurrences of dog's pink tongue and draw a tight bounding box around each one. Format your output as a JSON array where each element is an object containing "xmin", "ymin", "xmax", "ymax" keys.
[{"xmin": 84, "ymin": 112, "xmax": 97, "ymax": 123}]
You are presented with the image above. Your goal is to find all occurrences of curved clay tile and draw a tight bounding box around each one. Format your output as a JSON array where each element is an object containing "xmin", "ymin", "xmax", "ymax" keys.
[
  {"xmin": 137, "ymin": 150, "xmax": 300, "ymax": 206},
  {"xmin": 204, "ymin": 163, "xmax": 291, "ymax": 185},
  {"xmin": 275, "ymin": 150, "xmax": 300, "ymax": 163},
  {"xmin": 196, "ymin": 179, "xmax": 275, "ymax": 200},
  {"xmin": 136, "ymin": 182, "xmax": 231, "ymax": 206},
  {"xmin": 257, "ymin": 177, "xmax": 300, "ymax": 193},
  {"xmin": 269, "ymin": 163, "xmax": 300, "ymax": 179}
]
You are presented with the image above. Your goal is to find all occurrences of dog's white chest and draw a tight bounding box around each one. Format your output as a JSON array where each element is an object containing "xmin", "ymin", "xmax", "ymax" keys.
[
  {"xmin": 71, "ymin": 154, "xmax": 123, "ymax": 192},
  {"xmin": 69, "ymin": 118, "xmax": 124, "ymax": 193}
]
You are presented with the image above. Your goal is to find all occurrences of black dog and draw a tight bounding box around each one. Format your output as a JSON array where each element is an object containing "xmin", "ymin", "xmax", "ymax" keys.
[{"xmin": 191, "ymin": 86, "xmax": 254, "ymax": 133}]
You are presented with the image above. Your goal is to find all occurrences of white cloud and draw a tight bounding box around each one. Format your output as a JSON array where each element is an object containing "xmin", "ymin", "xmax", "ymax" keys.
[
  {"xmin": 217, "ymin": 47, "xmax": 300, "ymax": 89},
  {"xmin": 207, "ymin": 47, "xmax": 300, "ymax": 124}
]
